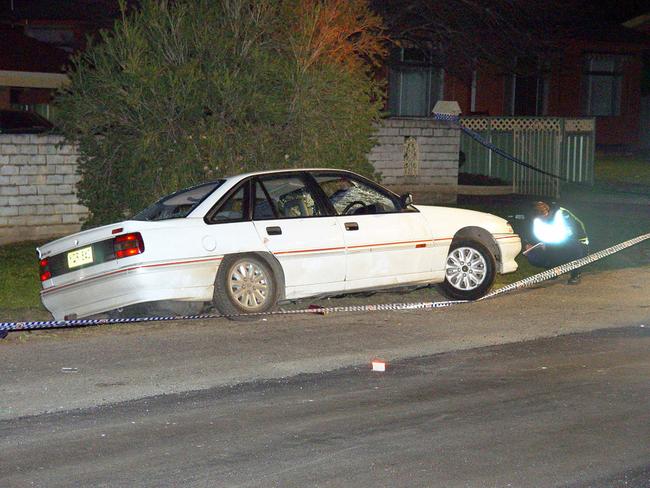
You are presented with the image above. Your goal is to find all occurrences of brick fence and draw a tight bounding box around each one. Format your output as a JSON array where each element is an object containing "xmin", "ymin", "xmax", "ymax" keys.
[
  {"xmin": 0, "ymin": 119, "xmax": 459, "ymax": 245},
  {"xmin": 0, "ymin": 134, "xmax": 87, "ymax": 245}
]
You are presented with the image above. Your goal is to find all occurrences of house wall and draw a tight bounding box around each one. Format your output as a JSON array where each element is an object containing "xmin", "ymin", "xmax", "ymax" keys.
[
  {"xmin": 440, "ymin": 66, "xmax": 510, "ymax": 117},
  {"xmin": 368, "ymin": 118, "xmax": 459, "ymax": 204},
  {"xmin": 443, "ymin": 74, "xmax": 471, "ymax": 112},
  {"xmin": 474, "ymin": 66, "xmax": 507, "ymax": 116},
  {"xmin": 0, "ymin": 134, "xmax": 87, "ymax": 245},
  {"xmin": 550, "ymin": 42, "xmax": 644, "ymax": 147},
  {"xmin": 12, "ymin": 87, "xmax": 52, "ymax": 106},
  {"xmin": 547, "ymin": 50, "xmax": 582, "ymax": 117},
  {"xmin": 452, "ymin": 66, "xmax": 508, "ymax": 116},
  {"xmin": 0, "ymin": 87, "xmax": 9, "ymax": 109},
  {"xmin": 444, "ymin": 45, "xmax": 645, "ymax": 147}
]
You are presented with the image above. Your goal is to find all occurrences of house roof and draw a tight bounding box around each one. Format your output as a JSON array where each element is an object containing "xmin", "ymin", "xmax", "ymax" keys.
[
  {"xmin": 0, "ymin": 26, "xmax": 69, "ymax": 73},
  {"xmin": 562, "ymin": 20, "xmax": 650, "ymax": 47}
]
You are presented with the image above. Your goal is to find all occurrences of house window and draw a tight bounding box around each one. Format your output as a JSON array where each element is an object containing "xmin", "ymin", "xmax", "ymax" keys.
[
  {"xmin": 10, "ymin": 103, "xmax": 54, "ymax": 120},
  {"xmin": 388, "ymin": 48, "xmax": 443, "ymax": 117},
  {"xmin": 25, "ymin": 26, "xmax": 76, "ymax": 52},
  {"xmin": 584, "ymin": 55, "xmax": 623, "ymax": 116},
  {"xmin": 504, "ymin": 58, "xmax": 549, "ymax": 116}
]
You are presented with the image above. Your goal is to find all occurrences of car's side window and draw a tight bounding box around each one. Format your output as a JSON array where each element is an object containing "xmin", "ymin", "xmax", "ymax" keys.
[
  {"xmin": 314, "ymin": 174, "xmax": 398, "ymax": 215},
  {"xmin": 207, "ymin": 186, "xmax": 246, "ymax": 224},
  {"xmin": 255, "ymin": 175, "xmax": 324, "ymax": 219}
]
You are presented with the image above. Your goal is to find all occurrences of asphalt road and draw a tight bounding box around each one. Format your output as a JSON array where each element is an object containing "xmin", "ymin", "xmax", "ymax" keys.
[
  {"xmin": 1, "ymin": 326, "xmax": 649, "ymax": 488},
  {"xmin": 1, "ymin": 258, "xmax": 650, "ymax": 487}
]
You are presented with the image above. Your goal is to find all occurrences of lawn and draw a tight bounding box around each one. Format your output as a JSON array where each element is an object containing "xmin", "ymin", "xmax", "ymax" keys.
[
  {"xmin": 0, "ymin": 241, "xmax": 43, "ymax": 311},
  {"xmin": 595, "ymin": 153, "xmax": 650, "ymax": 187}
]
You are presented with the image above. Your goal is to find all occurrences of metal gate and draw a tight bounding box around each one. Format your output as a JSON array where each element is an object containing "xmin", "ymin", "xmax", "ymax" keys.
[{"xmin": 459, "ymin": 116, "xmax": 595, "ymax": 198}]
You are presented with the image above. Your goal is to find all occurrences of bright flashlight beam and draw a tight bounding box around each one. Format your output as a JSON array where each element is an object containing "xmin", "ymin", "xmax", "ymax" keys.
[{"xmin": 533, "ymin": 211, "xmax": 572, "ymax": 244}]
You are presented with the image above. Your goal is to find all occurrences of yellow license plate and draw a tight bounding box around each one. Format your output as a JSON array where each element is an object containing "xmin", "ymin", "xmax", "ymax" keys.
[{"xmin": 67, "ymin": 246, "xmax": 94, "ymax": 269}]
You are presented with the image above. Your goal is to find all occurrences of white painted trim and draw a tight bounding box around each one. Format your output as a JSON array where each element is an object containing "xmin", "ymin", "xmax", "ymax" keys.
[{"xmin": 0, "ymin": 70, "xmax": 69, "ymax": 89}]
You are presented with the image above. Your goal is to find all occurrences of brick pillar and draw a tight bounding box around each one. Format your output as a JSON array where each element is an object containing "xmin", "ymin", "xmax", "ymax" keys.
[{"xmin": 367, "ymin": 117, "xmax": 460, "ymax": 204}]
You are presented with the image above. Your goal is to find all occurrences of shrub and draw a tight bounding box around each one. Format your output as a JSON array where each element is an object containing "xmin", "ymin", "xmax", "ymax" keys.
[{"xmin": 55, "ymin": 0, "xmax": 386, "ymax": 226}]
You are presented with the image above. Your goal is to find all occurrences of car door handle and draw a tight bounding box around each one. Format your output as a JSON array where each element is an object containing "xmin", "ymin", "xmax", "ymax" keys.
[
  {"xmin": 344, "ymin": 222, "xmax": 359, "ymax": 231},
  {"xmin": 266, "ymin": 226, "xmax": 282, "ymax": 235}
]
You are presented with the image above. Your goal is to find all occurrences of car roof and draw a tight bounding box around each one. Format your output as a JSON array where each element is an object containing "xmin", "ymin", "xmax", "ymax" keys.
[
  {"xmin": 187, "ymin": 167, "xmax": 388, "ymax": 218},
  {"xmin": 224, "ymin": 168, "xmax": 358, "ymax": 183}
]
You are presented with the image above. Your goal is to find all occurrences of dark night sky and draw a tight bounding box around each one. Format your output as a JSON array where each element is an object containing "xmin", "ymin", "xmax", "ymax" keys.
[
  {"xmin": 579, "ymin": 0, "xmax": 649, "ymax": 22},
  {"xmin": 0, "ymin": 0, "xmax": 648, "ymax": 24},
  {"xmin": 0, "ymin": 0, "xmax": 122, "ymax": 22}
]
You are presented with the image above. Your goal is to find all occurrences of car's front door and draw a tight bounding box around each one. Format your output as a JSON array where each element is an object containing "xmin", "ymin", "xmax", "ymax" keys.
[
  {"xmin": 311, "ymin": 172, "xmax": 435, "ymax": 290},
  {"xmin": 251, "ymin": 173, "xmax": 346, "ymax": 299}
]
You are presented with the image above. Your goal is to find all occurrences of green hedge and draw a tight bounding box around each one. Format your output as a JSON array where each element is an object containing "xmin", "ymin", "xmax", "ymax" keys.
[{"xmin": 55, "ymin": 0, "xmax": 387, "ymax": 226}]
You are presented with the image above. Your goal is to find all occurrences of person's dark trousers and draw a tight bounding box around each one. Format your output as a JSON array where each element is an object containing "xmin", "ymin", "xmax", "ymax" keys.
[{"xmin": 526, "ymin": 240, "xmax": 589, "ymax": 278}]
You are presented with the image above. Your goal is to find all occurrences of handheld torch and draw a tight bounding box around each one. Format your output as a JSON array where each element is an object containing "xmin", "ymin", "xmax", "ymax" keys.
[{"xmin": 524, "ymin": 211, "xmax": 573, "ymax": 255}]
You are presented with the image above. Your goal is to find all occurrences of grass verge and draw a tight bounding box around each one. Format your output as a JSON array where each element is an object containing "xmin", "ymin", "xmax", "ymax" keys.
[
  {"xmin": 595, "ymin": 153, "xmax": 650, "ymax": 187},
  {"xmin": 0, "ymin": 241, "xmax": 44, "ymax": 311}
]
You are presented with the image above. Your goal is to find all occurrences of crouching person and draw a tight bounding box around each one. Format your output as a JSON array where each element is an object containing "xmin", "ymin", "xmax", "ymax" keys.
[{"xmin": 524, "ymin": 201, "xmax": 589, "ymax": 285}]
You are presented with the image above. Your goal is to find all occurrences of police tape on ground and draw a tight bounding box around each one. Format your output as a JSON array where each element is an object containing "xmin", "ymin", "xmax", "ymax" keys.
[{"xmin": 1, "ymin": 232, "xmax": 649, "ymax": 334}]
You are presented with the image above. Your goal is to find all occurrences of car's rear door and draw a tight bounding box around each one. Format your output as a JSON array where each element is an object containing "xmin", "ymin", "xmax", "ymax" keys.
[
  {"xmin": 311, "ymin": 172, "xmax": 435, "ymax": 290},
  {"xmin": 251, "ymin": 173, "xmax": 346, "ymax": 298}
]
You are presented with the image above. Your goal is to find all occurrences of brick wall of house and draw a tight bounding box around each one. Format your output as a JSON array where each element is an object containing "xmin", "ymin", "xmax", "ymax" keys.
[
  {"xmin": 368, "ymin": 117, "xmax": 459, "ymax": 204},
  {"xmin": 0, "ymin": 88, "xmax": 10, "ymax": 109},
  {"xmin": 0, "ymin": 134, "xmax": 88, "ymax": 245}
]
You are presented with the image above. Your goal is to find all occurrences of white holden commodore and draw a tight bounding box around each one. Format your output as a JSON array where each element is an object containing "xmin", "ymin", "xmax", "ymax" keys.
[{"xmin": 38, "ymin": 169, "xmax": 521, "ymax": 320}]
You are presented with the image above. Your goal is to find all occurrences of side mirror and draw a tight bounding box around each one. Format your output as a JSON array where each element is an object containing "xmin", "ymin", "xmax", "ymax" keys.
[{"xmin": 399, "ymin": 193, "xmax": 413, "ymax": 208}]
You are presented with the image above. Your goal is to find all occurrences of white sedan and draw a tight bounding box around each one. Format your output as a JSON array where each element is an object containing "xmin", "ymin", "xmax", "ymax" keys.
[{"xmin": 38, "ymin": 169, "xmax": 521, "ymax": 320}]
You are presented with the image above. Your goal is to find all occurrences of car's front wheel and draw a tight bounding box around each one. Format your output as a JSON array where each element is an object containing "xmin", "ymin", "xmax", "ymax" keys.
[
  {"xmin": 440, "ymin": 239, "xmax": 496, "ymax": 300},
  {"xmin": 213, "ymin": 254, "xmax": 279, "ymax": 320}
]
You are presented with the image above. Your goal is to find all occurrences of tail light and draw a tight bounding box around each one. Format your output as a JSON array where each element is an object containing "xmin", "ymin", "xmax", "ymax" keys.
[
  {"xmin": 39, "ymin": 258, "xmax": 51, "ymax": 282},
  {"xmin": 114, "ymin": 232, "xmax": 145, "ymax": 259}
]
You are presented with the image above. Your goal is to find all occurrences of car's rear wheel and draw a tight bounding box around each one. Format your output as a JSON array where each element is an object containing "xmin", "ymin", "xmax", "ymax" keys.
[
  {"xmin": 440, "ymin": 239, "xmax": 496, "ymax": 300},
  {"xmin": 213, "ymin": 254, "xmax": 278, "ymax": 320}
]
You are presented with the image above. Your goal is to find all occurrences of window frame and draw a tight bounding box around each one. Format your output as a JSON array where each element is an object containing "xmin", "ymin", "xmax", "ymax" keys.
[
  {"xmin": 387, "ymin": 47, "xmax": 444, "ymax": 118},
  {"xmin": 250, "ymin": 172, "xmax": 331, "ymax": 221},
  {"xmin": 252, "ymin": 178, "xmax": 279, "ymax": 220},
  {"xmin": 583, "ymin": 54, "xmax": 623, "ymax": 117},
  {"xmin": 203, "ymin": 179, "xmax": 252, "ymax": 225},
  {"xmin": 203, "ymin": 170, "xmax": 419, "ymax": 225}
]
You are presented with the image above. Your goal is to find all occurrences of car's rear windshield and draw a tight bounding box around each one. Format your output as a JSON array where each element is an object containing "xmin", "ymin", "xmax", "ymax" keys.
[{"xmin": 133, "ymin": 180, "xmax": 225, "ymax": 221}]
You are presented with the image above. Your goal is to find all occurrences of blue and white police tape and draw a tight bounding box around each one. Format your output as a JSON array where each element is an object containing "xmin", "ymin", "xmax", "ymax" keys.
[
  {"xmin": 1, "ymin": 232, "xmax": 649, "ymax": 335},
  {"xmin": 0, "ymin": 299, "xmax": 469, "ymax": 334}
]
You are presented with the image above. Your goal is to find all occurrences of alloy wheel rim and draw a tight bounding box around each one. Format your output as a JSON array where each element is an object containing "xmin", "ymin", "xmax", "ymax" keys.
[
  {"xmin": 227, "ymin": 261, "xmax": 270, "ymax": 311},
  {"xmin": 445, "ymin": 247, "xmax": 487, "ymax": 291}
]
